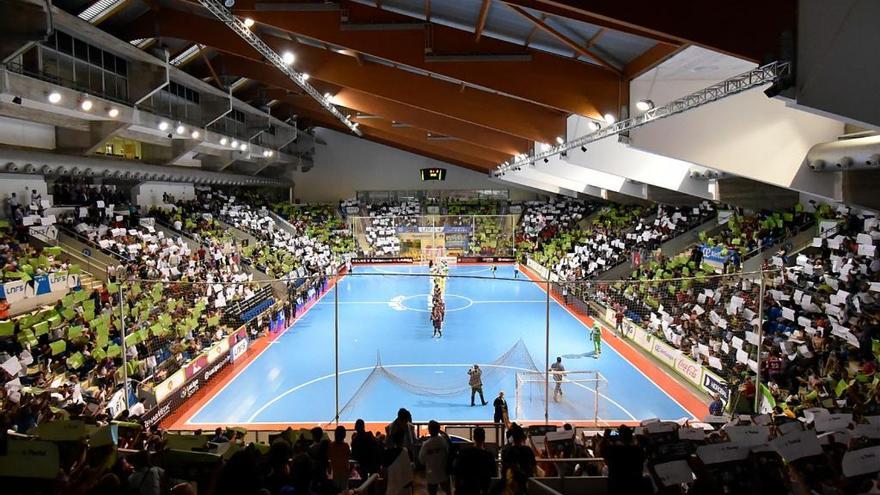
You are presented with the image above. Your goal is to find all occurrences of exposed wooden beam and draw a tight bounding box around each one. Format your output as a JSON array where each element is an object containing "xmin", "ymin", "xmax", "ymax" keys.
[
  {"xmin": 505, "ymin": 4, "xmax": 621, "ymax": 75},
  {"xmin": 199, "ymin": 46, "xmax": 223, "ymax": 88},
  {"xmin": 424, "ymin": 0, "xmax": 430, "ymax": 22},
  {"xmin": 585, "ymin": 28, "xmax": 604, "ymax": 49},
  {"xmin": 475, "ymin": 0, "xmax": 492, "ymax": 41},
  {"xmin": 523, "ymin": 14, "xmax": 543, "ymax": 47}
]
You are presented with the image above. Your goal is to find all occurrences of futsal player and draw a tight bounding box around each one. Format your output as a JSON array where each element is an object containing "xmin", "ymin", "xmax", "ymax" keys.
[
  {"xmin": 591, "ymin": 324, "xmax": 602, "ymax": 357},
  {"xmin": 491, "ymin": 264, "xmax": 497, "ymax": 278},
  {"xmin": 513, "ymin": 264, "xmax": 519, "ymax": 278},
  {"xmin": 550, "ymin": 357, "xmax": 565, "ymax": 401},
  {"xmin": 493, "ymin": 391, "xmax": 509, "ymax": 425}
]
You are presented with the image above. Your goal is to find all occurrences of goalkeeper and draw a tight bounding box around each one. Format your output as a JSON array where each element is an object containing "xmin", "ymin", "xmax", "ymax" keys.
[{"xmin": 591, "ymin": 324, "xmax": 602, "ymax": 357}]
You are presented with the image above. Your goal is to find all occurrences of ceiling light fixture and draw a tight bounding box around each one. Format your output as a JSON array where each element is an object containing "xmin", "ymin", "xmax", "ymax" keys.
[
  {"xmin": 555, "ymin": 136, "xmax": 564, "ymax": 145},
  {"xmin": 80, "ymin": 98, "xmax": 93, "ymax": 111},
  {"xmin": 107, "ymin": 107, "xmax": 119, "ymax": 118},
  {"xmin": 589, "ymin": 121, "xmax": 601, "ymax": 131},
  {"xmin": 243, "ymin": 17, "xmax": 255, "ymax": 28},
  {"xmin": 240, "ymin": 143, "xmax": 248, "ymax": 151},
  {"xmin": 158, "ymin": 121, "xmax": 169, "ymax": 131},
  {"xmin": 191, "ymin": 130, "xmax": 201, "ymax": 139},
  {"xmin": 282, "ymin": 51, "xmax": 295, "ymax": 65},
  {"xmin": 230, "ymin": 139, "xmax": 239, "ymax": 148},
  {"xmin": 603, "ymin": 113, "xmax": 616, "ymax": 124},
  {"xmin": 176, "ymin": 124, "xmax": 186, "ymax": 135},
  {"xmin": 220, "ymin": 137, "xmax": 228, "ymax": 146},
  {"xmin": 635, "ymin": 99, "xmax": 655, "ymax": 112},
  {"xmin": 47, "ymin": 91, "xmax": 62, "ymax": 104}
]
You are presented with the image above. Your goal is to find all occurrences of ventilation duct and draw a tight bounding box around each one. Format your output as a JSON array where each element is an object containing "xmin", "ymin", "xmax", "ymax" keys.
[
  {"xmin": 806, "ymin": 134, "xmax": 880, "ymax": 172},
  {"xmin": 40, "ymin": 165, "xmax": 53, "ymax": 175},
  {"xmin": 71, "ymin": 167, "xmax": 83, "ymax": 176},
  {"xmin": 24, "ymin": 164, "xmax": 37, "ymax": 174}
]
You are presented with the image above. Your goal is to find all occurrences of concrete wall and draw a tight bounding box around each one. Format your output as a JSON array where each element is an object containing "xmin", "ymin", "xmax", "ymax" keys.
[
  {"xmin": 0, "ymin": 116, "xmax": 55, "ymax": 150},
  {"xmin": 628, "ymin": 46, "xmax": 845, "ymax": 200},
  {"xmin": 131, "ymin": 181, "xmax": 195, "ymax": 209},
  {"xmin": 0, "ymin": 173, "xmax": 48, "ymax": 217},
  {"xmin": 795, "ymin": 0, "xmax": 880, "ymax": 131},
  {"xmin": 295, "ymin": 129, "xmax": 533, "ymax": 202}
]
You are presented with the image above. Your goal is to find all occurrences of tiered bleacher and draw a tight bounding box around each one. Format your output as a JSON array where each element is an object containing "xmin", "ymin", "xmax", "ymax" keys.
[{"xmin": 363, "ymin": 201, "xmax": 421, "ymax": 256}]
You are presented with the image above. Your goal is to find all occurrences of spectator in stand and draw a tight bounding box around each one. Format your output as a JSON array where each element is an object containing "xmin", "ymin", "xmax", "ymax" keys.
[
  {"xmin": 454, "ymin": 426, "xmax": 496, "ymax": 495},
  {"xmin": 419, "ymin": 420, "xmax": 451, "ymax": 495},
  {"xmin": 351, "ymin": 418, "xmax": 382, "ymax": 477},
  {"xmin": 600, "ymin": 426, "xmax": 648, "ymax": 494},
  {"xmin": 328, "ymin": 425, "xmax": 351, "ymax": 491},
  {"xmin": 500, "ymin": 424, "xmax": 536, "ymax": 487},
  {"xmin": 709, "ymin": 393, "xmax": 725, "ymax": 416},
  {"xmin": 382, "ymin": 428, "xmax": 414, "ymax": 495}
]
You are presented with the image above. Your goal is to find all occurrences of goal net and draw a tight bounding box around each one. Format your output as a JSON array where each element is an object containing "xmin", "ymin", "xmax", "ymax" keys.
[{"xmin": 515, "ymin": 370, "xmax": 608, "ymax": 425}]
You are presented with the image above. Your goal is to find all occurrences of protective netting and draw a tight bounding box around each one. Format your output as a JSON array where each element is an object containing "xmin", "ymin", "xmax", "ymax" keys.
[
  {"xmin": 549, "ymin": 266, "xmax": 767, "ymax": 414},
  {"xmin": 334, "ymin": 339, "xmax": 540, "ymax": 422},
  {"xmin": 348, "ymin": 214, "xmax": 516, "ymax": 258},
  {"xmin": 515, "ymin": 371, "xmax": 607, "ymax": 424}
]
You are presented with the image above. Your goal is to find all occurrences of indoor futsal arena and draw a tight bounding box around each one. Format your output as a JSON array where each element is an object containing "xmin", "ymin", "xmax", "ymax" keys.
[{"xmin": 1, "ymin": 1, "xmax": 880, "ymax": 494}]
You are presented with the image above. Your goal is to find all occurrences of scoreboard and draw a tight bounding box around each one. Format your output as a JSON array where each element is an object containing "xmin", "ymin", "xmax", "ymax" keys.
[{"xmin": 420, "ymin": 167, "xmax": 447, "ymax": 181}]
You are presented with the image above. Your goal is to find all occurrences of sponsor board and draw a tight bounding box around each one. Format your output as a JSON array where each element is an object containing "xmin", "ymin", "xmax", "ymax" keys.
[
  {"xmin": 675, "ymin": 355, "xmax": 703, "ymax": 386},
  {"xmin": 231, "ymin": 338, "xmax": 248, "ymax": 362},
  {"xmin": 652, "ymin": 340, "xmax": 679, "ymax": 368},
  {"xmin": 458, "ymin": 256, "xmax": 516, "ymax": 263},
  {"xmin": 702, "ymin": 371, "xmax": 730, "ymax": 401},
  {"xmin": 29, "ymin": 225, "xmax": 58, "ymax": 241},
  {"xmin": 351, "ymin": 257, "xmax": 414, "ymax": 264}
]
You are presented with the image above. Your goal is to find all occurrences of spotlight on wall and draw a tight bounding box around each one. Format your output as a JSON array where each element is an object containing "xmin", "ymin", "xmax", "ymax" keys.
[
  {"xmin": 158, "ymin": 121, "xmax": 169, "ymax": 131},
  {"xmin": 47, "ymin": 91, "xmax": 62, "ymax": 104},
  {"xmin": 603, "ymin": 113, "xmax": 616, "ymax": 124},
  {"xmin": 220, "ymin": 137, "xmax": 228, "ymax": 146},
  {"xmin": 175, "ymin": 124, "xmax": 186, "ymax": 135},
  {"xmin": 243, "ymin": 17, "xmax": 255, "ymax": 28},
  {"xmin": 282, "ymin": 51, "xmax": 295, "ymax": 65},
  {"xmin": 80, "ymin": 98, "xmax": 93, "ymax": 112},
  {"xmin": 635, "ymin": 99, "xmax": 655, "ymax": 112},
  {"xmin": 240, "ymin": 143, "xmax": 248, "ymax": 151},
  {"xmin": 107, "ymin": 107, "xmax": 119, "ymax": 118},
  {"xmin": 589, "ymin": 121, "xmax": 601, "ymax": 132},
  {"xmin": 191, "ymin": 130, "xmax": 201, "ymax": 139},
  {"xmin": 224, "ymin": 0, "xmax": 235, "ymax": 7},
  {"xmin": 302, "ymin": 73, "xmax": 310, "ymax": 81},
  {"xmin": 555, "ymin": 136, "xmax": 564, "ymax": 145},
  {"xmin": 230, "ymin": 139, "xmax": 239, "ymax": 148}
]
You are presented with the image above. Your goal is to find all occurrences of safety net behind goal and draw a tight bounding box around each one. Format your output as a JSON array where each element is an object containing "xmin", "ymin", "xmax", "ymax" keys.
[{"xmin": 515, "ymin": 370, "xmax": 608, "ymax": 425}]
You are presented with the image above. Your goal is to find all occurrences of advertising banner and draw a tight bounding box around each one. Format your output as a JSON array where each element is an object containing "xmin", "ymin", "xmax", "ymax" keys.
[
  {"xmin": 142, "ymin": 327, "xmax": 247, "ymax": 428},
  {"xmin": 29, "ymin": 225, "xmax": 58, "ymax": 241},
  {"xmin": 0, "ymin": 280, "xmax": 27, "ymax": 303},
  {"xmin": 651, "ymin": 339, "xmax": 680, "ymax": 368},
  {"xmin": 675, "ymin": 354, "xmax": 704, "ymax": 386},
  {"xmin": 351, "ymin": 257, "xmax": 414, "ymax": 264},
  {"xmin": 700, "ymin": 244, "xmax": 729, "ymax": 266},
  {"xmin": 48, "ymin": 271, "xmax": 69, "ymax": 293}
]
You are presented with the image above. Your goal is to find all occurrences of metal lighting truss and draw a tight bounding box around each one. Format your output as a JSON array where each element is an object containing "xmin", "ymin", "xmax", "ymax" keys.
[
  {"xmin": 197, "ymin": 0, "xmax": 362, "ymax": 136},
  {"xmin": 493, "ymin": 61, "xmax": 791, "ymax": 177}
]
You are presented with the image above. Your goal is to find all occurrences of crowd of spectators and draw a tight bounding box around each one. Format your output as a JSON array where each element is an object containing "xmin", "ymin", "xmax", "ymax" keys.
[
  {"xmin": 6, "ymin": 403, "xmax": 880, "ymax": 494},
  {"xmin": 362, "ymin": 201, "xmax": 421, "ymax": 256},
  {"xmin": 272, "ymin": 203, "xmax": 355, "ymax": 256},
  {"xmin": 586, "ymin": 205, "xmax": 880, "ymax": 425}
]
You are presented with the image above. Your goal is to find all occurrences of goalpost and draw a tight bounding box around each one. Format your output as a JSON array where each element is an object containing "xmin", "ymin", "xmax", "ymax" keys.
[{"xmin": 515, "ymin": 370, "xmax": 607, "ymax": 424}]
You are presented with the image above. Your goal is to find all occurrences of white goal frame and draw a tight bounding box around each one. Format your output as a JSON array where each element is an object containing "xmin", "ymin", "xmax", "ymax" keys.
[{"xmin": 515, "ymin": 370, "xmax": 607, "ymax": 424}]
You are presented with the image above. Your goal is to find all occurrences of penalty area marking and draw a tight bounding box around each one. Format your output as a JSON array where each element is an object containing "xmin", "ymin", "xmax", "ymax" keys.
[{"xmin": 186, "ymin": 363, "xmax": 637, "ymax": 425}]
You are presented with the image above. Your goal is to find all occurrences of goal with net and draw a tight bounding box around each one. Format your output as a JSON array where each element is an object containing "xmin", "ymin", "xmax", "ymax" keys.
[{"xmin": 515, "ymin": 370, "xmax": 608, "ymax": 424}]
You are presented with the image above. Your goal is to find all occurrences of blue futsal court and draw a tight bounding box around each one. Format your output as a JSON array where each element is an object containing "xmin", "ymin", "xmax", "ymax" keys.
[{"xmin": 186, "ymin": 265, "xmax": 693, "ymax": 426}]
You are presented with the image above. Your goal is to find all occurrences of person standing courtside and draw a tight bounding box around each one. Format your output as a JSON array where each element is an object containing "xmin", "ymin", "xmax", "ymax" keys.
[
  {"xmin": 468, "ymin": 365, "xmax": 488, "ymax": 406},
  {"xmin": 550, "ymin": 357, "xmax": 565, "ymax": 401},
  {"xmin": 493, "ymin": 391, "xmax": 509, "ymax": 425}
]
